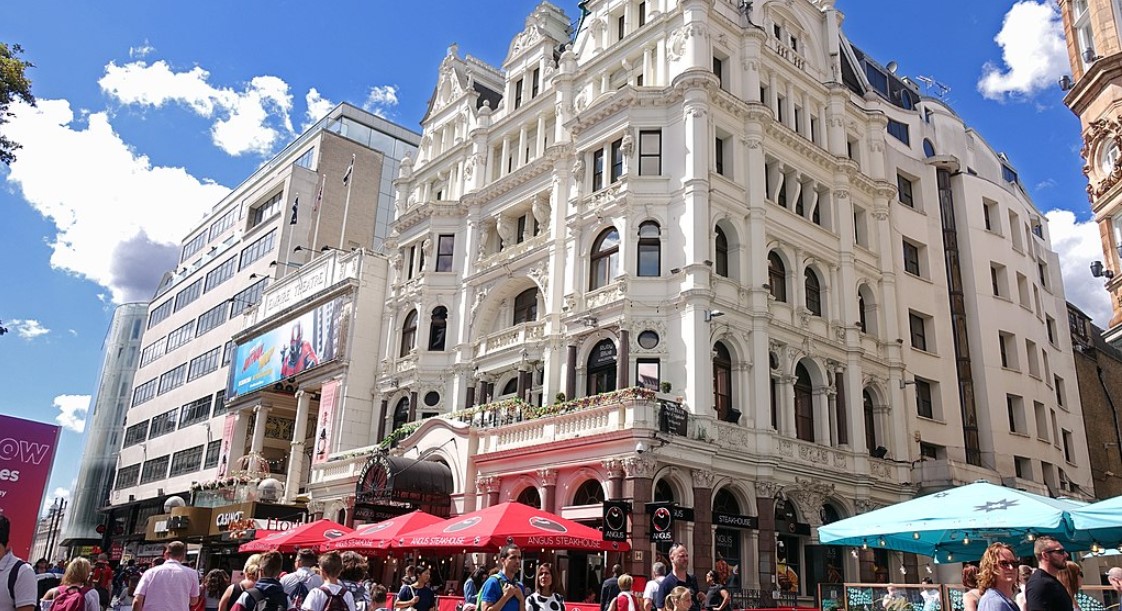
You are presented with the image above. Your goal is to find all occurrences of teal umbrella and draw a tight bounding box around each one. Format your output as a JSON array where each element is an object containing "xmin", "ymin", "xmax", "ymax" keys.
[
  {"xmin": 1069, "ymin": 494, "xmax": 1122, "ymax": 549},
  {"xmin": 817, "ymin": 481, "xmax": 1089, "ymax": 562}
]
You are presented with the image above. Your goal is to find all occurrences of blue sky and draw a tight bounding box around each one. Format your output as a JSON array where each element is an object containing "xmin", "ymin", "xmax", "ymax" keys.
[{"xmin": 0, "ymin": 0, "xmax": 1105, "ymax": 513}]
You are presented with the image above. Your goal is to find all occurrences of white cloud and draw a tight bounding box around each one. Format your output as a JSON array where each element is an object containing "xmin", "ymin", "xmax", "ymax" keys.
[
  {"xmin": 2, "ymin": 99, "xmax": 229, "ymax": 303},
  {"xmin": 128, "ymin": 40, "xmax": 155, "ymax": 59},
  {"xmin": 363, "ymin": 84, "xmax": 399, "ymax": 118},
  {"xmin": 304, "ymin": 88, "xmax": 336, "ymax": 131},
  {"xmin": 99, "ymin": 60, "xmax": 294, "ymax": 156},
  {"xmin": 1046, "ymin": 209, "xmax": 1112, "ymax": 327},
  {"xmin": 41, "ymin": 487, "xmax": 71, "ymax": 517},
  {"xmin": 52, "ymin": 394, "xmax": 91, "ymax": 433},
  {"xmin": 7, "ymin": 319, "xmax": 51, "ymax": 340},
  {"xmin": 978, "ymin": 1, "xmax": 1069, "ymax": 101}
]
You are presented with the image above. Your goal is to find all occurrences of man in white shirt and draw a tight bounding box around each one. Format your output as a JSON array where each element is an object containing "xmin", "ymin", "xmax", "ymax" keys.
[
  {"xmin": 133, "ymin": 542, "xmax": 200, "ymax": 611},
  {"xmin": 282, "ymin": 550, "xmax": 324, "ymax": 610},
  {"xmin": 0, "ymin": 515, "xmax": 37, "ymax": 611},
  {"xmin": 643, "ymin": 563, "xmax": 666, "ymax": 611}
]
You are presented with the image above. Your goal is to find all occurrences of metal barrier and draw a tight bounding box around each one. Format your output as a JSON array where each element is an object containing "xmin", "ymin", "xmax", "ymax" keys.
[
  {"xmin": 727, "ymin": 587, "xmax": 800, "ymax": 609},
  {"xmin": 819, "ymin": 583, "xmax": 1120, "ymax": 611}
]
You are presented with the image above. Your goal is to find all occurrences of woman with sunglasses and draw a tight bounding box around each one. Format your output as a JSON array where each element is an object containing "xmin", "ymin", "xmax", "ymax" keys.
[{"xmin": 977, "ymin": 543, "xmax": 1018, "ymax": 611}]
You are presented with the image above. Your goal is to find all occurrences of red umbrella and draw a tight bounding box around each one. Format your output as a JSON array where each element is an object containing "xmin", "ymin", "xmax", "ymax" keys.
[
  {"xmin": 319, "ymin": 510, "xmax": 444, "ymax": 552},
  {"xmin": 395, "ymin": 502, "xmax": 630, "ymax": 552},
  {"xmin": 239, "ymin": 519, "xmax": 353, "ymax": 553}
]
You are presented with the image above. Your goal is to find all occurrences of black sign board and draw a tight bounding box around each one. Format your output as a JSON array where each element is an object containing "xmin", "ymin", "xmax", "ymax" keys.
[
  {"xmin": 713, "ymin": 511, "xmax": 758, "ymax": 530},
  {"xmin": 645, "ymin": 501, "xmax": 695, "ymax": 541},
  {"xmin": 659, "ymin": 401, "xmax": 689, "ymax": 436},
  {"xmin": 602, "ymin": 501, "xmax": 630, "ymax": 542}
]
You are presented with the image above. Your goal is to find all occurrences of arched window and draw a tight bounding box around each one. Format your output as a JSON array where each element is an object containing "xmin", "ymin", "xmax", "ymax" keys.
[
  {"xmin": 513, "ymin": 288, "xmax": 538, "ymax": 324},
  {"xmin": 573, "ymin": 480, "xmax": 605, "ymax": 505},
  {"xmin": 768, "ymin": 252, "xmax": 787, "ymax": 302},
  {"xmin": 654, "ymin": 479, "xmax": 675, "ymax": 503},
  {"xmin": 391, "ymin": 397, "xmax": 410, "ymax": 432},
  {"xmin": 637, "ymin": 221, "xmax": 661, "ymax": 277},
  {"xmin": 428, "ymin": 306, "xmax": 448, "ymax": 351},
  {"xmin": 863, "ymin": 389, "xmax": 877, "ymax": 453},
  {"xmin": 922, "ymin": 138, "xmax": 936, "ymax": 158},
  {"xmin": 804, "ymin": 268, "xmax": 822, "ymax": 316},
  {"xmin": 502, "ymin": 378, "xmax": 519, "ymax": 396},
  {"xmin": 517, "ymin": 486, "xmax": 541, "ymax": 509},
  {"xmin": 587, "ymin": 339, "xmax": 617, "ymax": 395},
  {"xmin": 858, "ymin": 284, "xmax": 877, "ymax": 335},
  {"xmin": 713, "ymin": 342, "xmax": 734, "ymax": 423},
  {"xmin": 794, "ymin": 363, "xmax": 814, "ymax": 442},
  {"xmin": 715, "ymin": 227, "xmax": 729, "ymax": 277},
  {"xmin": 590, "ymin": 228, "xmax": 620, "ymax": 290},
  {"xmin": 400, "ymin": 310, "xmax": 418, "ymax": 357}
]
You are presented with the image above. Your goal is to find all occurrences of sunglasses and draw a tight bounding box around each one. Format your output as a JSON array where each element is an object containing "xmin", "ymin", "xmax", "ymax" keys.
[
  {"xmin": 998, "ymin": 561, "xmax": 1017, "ymax": 569},
  {"xmin": 1043, "ymin": 549, "xmax": 1068, "ymax": 556}
]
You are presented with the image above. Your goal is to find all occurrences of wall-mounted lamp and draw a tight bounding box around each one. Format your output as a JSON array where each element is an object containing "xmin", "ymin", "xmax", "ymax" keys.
[
  {"xmin": 899, "ymin": 378, "xmax": 917, "ymax": 390},
  {"xmin": 1058, "ymin": 75, "xmax": 1074, "ymax": 91},
  {"xmin": 705, "ymin": 309, "xmax": 725, "ymax": 322},
  {"xmin": 1090, "ymin": 260, "xmax": 1115, "ymax": 280},
  {"xmin": 270, "ymin": 260, "xmax": 303, "ymax": 269},
  {"xmin": 1084, "ymin": 48, "xmax": 1103, "ymax": 64}
]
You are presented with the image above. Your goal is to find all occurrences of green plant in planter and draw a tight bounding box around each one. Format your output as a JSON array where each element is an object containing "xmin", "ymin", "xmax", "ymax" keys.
[
  {"xmin": 554, "ymin": 392, "xmax": 567, "ymax": 404},
  {"xmin": 660, "ymin": 381, "xmax": 673, "ymax": 394}
]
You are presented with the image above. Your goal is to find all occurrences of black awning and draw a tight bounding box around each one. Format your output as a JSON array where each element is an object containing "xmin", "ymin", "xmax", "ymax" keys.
[{"xmin": 355, "ymin": 454, "xmax": 452, "ymax": 517}]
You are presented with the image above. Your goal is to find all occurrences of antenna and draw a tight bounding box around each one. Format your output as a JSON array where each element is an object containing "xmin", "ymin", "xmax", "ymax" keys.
[{"xmin": 914, "ymin": 75, "xmax": 951, "ymax": 99}]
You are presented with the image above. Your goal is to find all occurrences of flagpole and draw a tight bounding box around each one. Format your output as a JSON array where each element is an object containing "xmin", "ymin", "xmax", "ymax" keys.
[
  {"xmin": 285, "ymin": 192, "xmax": 299, "ymax": 269},
  {"xmin": 338, "ymin": 154, "xmax": 356, "ymax": 250},
  {"xmin": 310, "ymin": 173, "xmax": 326, "ymax": 259}
]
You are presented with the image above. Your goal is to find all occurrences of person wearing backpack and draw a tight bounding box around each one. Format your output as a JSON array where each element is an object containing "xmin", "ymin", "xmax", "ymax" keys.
[
  {"xmin": 230, "ymin": 552, "xmax": 286, "ymax": 611},
  {"xmin": 281, "ymin": 551, "xmax": 323, "ymax": 611},
  {"xmin": 299, "ymin": 553, "xmax": 353, "ymax": 611},
  {"xmin": 39, "ymin": 558, "xmax": 99, "ymax": 611},
  {"xmin": 605, "ymin": 575, "xmax": 639, "ymax": 611},
  {"xmin": 133, "ymin": 542, "xmax": 200, "ymax": 611},
  {"xmin": 478, "ymin": 546, "xmax": 525, "ymax": 611},
  {"xmin": 0, "ymin": 515, "xmax": 36, "ymax": 611}
]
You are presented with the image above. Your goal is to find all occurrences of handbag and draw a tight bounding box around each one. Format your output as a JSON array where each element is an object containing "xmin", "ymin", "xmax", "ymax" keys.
[{"xmin": 402, "ymin": 585, "xmax": 417, "ymax": 611}]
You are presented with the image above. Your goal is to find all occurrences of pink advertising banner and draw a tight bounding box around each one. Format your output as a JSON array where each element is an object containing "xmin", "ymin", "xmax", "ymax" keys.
[
  {"xmin": 217, "ymin": 413, "xmax": 237, "ymax": 477},
  {"xmin": 0, "ymin": 415, "xmax": 62, "ymax": 560},
  {"xmin": 312, "ymin": 380, "xmax": 339, "ymax": 465}
]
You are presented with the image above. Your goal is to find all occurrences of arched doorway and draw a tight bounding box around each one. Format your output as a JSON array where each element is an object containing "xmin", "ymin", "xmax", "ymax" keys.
[
  {"xmin": 775, "ymin": 498, "xmax": 806, "ymax": 596},
  {"xmin": 391, "ymin": 397, "xmax": 410, "ymax": 435},
  {"xmin": 713, "ymin": 488, "xmax": 744, "ymax": 587},
  {"xmin": 587, "ymin": 339, "xmax": 617, "ymax": 395}
]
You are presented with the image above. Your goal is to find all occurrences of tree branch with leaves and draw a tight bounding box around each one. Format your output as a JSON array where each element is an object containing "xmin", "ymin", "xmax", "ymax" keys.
[{"xmin": 0, "ymin": 42, "xmax": 35, "ymax": 166}]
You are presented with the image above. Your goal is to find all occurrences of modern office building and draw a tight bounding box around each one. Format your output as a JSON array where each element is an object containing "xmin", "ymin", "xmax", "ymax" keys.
[
  {"xmin": 105, "ymin": 103, "xmax": 418, "ymax": 559},
  {"xmin": 1061, "ymin": 0, "xmax": 1122, "ymax": 346},
  {"xmin": 61, "ymin": 303, "xmax": 147, "ymax": 557},
  {"xmin": 307, "ymin": 0, "xmax": 1093, "ymax": 596}
]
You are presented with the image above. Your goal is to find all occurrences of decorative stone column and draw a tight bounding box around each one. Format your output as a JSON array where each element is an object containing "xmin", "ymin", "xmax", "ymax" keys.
[
  {"xmin": 603, "ymin": 459, "xmax": 625, "ymax": 500},
  {"xmin": 566, "ymin": 345, "xmax": 578, "ymax": 400},
  {"xmin": 617, "ymin": 329, "xmax": 630, "ymax": 388},
  {"xmin": 754, "ymin": 481, "xmax": 782, "ymax": 591},
  {"xmin": 624, "ymin": 455, "xmax": 657, "ymax": 576},
  {"xmin": 692, "ymin": 469, "xmax": 715, "ymax": 577},
  {"xmin": 477, "ymin": 475, "xmax": 501, "ymax": 507},
  {"xmin": 409, "ymin": 390, "xmax": 418, "ymax": 421},
  {"xmin": 250, "ymin": 404, "xmax": 270, "ymax": 453},
  {"xmin": 538, "ymin": 468, "xmax": 557, "ymax": 513},
  {"xmin": 284, "ymin": 390, "xmax": 311, "ymax": 503}
]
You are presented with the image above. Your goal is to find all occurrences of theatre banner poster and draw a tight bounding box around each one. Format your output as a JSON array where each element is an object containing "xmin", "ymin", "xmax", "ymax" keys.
[
  {"xmin": 229, "ymin": 297, "xmax": 350, "ymax": 397},
  {"xmin": 0, "ymin": 415, "xmax": 62, "ymax": 559}
]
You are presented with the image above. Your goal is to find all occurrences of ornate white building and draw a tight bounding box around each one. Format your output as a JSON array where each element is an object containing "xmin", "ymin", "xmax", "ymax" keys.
[{"xmin": 310, "ymin": 0, "xmax": 1088, "ymax": 597}]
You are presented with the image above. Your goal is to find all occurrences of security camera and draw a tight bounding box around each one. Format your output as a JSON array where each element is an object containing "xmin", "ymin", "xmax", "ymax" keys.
[{"xmin": 636, "ymin": 441, "xmax": 648, "ymax": 455}]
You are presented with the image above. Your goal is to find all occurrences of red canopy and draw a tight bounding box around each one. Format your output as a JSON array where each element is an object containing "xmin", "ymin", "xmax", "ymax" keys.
[
  {"xmin": 395, "ymin": 502, "xmax": 630, "ymax": 552},
  {"xmin": 319, "ymin": 510, "xmax": 444, "ymax": 552},
  {"xmin": 239, "ymin": 519, "xmax": 353, "ymax": 553}
]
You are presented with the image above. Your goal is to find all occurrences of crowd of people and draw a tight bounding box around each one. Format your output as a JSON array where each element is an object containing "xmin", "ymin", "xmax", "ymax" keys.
[{"xmin": 5, "ymin": 512, "xmax": 1122, "ymax": 611}]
